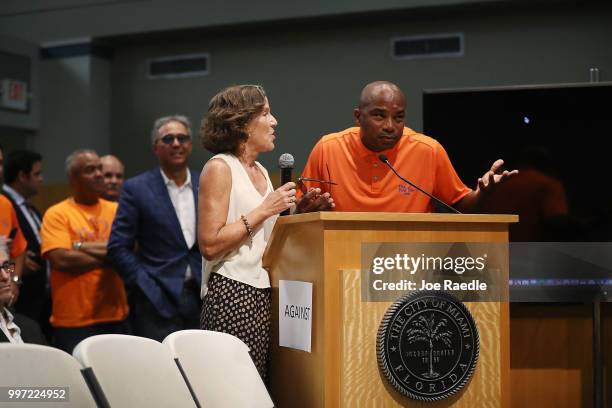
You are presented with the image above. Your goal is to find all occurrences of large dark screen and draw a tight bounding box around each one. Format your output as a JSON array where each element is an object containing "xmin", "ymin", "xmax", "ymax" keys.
[{"xmin": 423, "ymin": 83, "xmax": 612, "ymax": 239}]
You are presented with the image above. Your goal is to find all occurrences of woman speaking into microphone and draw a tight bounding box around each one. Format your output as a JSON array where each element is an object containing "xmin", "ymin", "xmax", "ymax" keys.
[{"xmin": 197, "ymin": 84, "xmax": 333, "ymax": 382}]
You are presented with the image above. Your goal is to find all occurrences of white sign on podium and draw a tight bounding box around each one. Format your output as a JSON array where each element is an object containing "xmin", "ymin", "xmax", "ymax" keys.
[{"xmin": 278, "ymin": 280, "xmax": 313, "ymax": 352}]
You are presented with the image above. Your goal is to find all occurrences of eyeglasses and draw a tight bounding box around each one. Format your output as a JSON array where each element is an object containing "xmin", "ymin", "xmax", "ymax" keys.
[
  {"xmin": 0, "ymin": 261, "xmax": 15, "ymax": 275},
  {"xmin": 158, "ymin": 134, "xmax": 191, "ymax": 145},
  {"xmin": 297, "ymin": 177, "xmax": 337, "ymax": 186},
  {"xmin": 297, "ymin": 176, "xmax": 338, "ymax": 194}
]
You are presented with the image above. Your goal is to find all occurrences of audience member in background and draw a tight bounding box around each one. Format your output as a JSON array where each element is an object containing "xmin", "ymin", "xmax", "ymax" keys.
[
  {"xmin": 479, "ymin": 146, "xmax": 569, "ymax": 241},
  {"xmin": 0, "ymin": 253, "xmax": 46, "ymax": 345},
  {"xmin": 41, "ymin": 149, "xmax": 128, "ymax": 353},
  {"xmin": 108, "ymin": 115, "xmax": 202, "ymax": 342},
  {"xmin": 198, "ymin": 85, "xmax": 332, "ymax": 382},
  {"xmin": 301, "ymin": 81, "xmax": 518, "ymax": 213},
  {"xmin": 2, "ymin": 150, "xmax": 52, "ymax": 341},
  {"xmin": 0, "ymin": 144, "xmax": 26, "ymax": 308},
  {"xmin": 100, "ymin": 154, "xmax": 125, "ymax": 202}
]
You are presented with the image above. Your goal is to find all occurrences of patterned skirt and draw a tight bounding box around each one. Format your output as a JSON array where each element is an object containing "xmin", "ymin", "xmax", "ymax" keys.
[{"xmin": 200, "ymin": 272, "xmax": 272, "ymax": 382}]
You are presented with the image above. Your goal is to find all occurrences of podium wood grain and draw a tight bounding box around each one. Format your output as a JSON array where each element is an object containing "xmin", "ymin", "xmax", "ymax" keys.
[
  {"xmin": 264, "ymin": 213, "xmax": 516, "ymax": 408},
  {"xmin": 340, "ymin": 269, "xmax": 503, "ymax": 407}
]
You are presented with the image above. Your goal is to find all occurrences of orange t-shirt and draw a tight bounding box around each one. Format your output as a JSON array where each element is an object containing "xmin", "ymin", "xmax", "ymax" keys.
[
  {"xmin": 0, "ymin": 195, "xmax": 27, "ymax": 258},
  {"xmin": 41, "ymin": 198, "xmax": 128, "ymax": 328},
  {"xmin": 302, "ymin": 127, "xmax": 471, "ymax": 212}
]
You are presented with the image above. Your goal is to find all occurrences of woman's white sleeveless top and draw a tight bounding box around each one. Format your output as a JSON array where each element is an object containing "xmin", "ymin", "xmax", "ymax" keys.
[{"xmin": 201, "ymin": 153, "xmax": 277, "ymax": 295}]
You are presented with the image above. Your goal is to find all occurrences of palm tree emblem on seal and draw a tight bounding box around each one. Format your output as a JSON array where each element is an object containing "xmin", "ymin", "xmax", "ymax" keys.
[
  {"xmin": 377, "ymin": 291, "xmax": 480, "ymax": 401},
  {"xmin": 405, "ymin": 313, "xmax": 453, "ymax": 379}
]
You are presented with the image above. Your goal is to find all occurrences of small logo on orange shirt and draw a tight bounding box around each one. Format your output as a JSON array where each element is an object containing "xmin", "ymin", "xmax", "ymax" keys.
[
  {"xmin": 398, "ymin": 184, "xmax": 416, "ymax": 196},
  {"xmin": 76, "ymin": 217, "xmax": 111, "ymax": 242}
]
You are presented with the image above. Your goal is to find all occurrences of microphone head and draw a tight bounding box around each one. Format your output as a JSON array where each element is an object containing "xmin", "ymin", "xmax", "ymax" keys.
[
  {"xmin": 378, "ymin": 154, "xmax": 389, "ymax": 163},
  {"xmin": 278, "ymin": 153, "xmax": 295, "ymax": 169}
]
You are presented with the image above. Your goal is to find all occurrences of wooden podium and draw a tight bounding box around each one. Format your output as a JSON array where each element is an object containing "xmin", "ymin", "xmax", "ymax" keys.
[{"xmin": 263, "ymin": 212, "xmax": 517, "ymax": 408}]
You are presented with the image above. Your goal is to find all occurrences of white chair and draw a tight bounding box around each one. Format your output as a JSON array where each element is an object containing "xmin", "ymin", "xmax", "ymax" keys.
[
  {"xmin": 163, "ymin": 330, "xmax": 274, "ymax": 408},
  {"xmin": 0, "ymin": 343, "xmax": 97, "ymax": 407},
  {"xmin": 72, "ymin": 334, "xmax": 198, "ymax": 408}
]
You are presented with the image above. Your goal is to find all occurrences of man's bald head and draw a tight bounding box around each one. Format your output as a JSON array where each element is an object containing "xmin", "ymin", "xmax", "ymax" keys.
[
  {"xmin": 358, "ymin": 81, "xmax": 406, "ymax": 109},
  {"xmin": 354, "ymin": 81, "xmax": 407, "ymax": 152},
  {"xmin": 101, "ymin": 155, "xmax": 124, "ymax": 172},
  {"xmin": 100, "ymin": 155, "xmax": 125, "ymax": 201}
]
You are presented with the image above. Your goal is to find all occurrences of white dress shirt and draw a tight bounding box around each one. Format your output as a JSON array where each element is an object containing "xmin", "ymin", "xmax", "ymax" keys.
[
  {"xmin": 160, "ymin": 169, "xmax": 196, "ymax": 280},
  {"xmin": 0, "ymin": 307, "xmax": 24, "ymax": 344}
]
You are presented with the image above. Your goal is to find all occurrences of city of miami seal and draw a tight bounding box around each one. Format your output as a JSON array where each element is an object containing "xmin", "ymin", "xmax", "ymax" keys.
[{"xmin": 377, "ymin": 291, "xmax": 479, "ymax": 401}]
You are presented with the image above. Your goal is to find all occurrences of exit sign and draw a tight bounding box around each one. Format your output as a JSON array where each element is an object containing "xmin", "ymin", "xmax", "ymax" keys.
[{"xmin": 1, "ymin": 79, "xmax": 29, "ymax": 111}]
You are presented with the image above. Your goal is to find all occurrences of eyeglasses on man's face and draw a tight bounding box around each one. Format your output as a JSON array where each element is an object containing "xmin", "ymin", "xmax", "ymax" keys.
[{"xmin": 158, "ymin": 134, "xmax": 191, "ymax": 145}]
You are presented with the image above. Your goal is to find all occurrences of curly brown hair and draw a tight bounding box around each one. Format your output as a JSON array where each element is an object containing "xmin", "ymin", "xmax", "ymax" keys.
[{"xmin": 200, "ymin": 85, "xmax": 267, "ymax": 155}]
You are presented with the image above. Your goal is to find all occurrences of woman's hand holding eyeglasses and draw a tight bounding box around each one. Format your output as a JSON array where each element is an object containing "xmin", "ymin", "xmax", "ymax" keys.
[{"xmin": 296, "ymin": 187, "xmax": 335, "ymax": 214}]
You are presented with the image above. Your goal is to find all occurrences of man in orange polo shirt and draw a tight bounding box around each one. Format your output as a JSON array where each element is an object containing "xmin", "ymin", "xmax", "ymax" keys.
[
  {"xmin": 40, "ymin": 149, "xmax": 128, "ymax": 353},
  {"xmin": 302, "ymin": 81, "xmax": 517, "ymax": 213}
]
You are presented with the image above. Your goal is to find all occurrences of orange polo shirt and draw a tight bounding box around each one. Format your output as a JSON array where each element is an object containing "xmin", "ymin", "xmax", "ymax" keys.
[
  {"xmin": 41, "ymin": 198, "xmax": 128, "ymax": 328},
  {"xmin": 302, "ymin": 127, "xmax": 471, "ymax": 212},
  {"xmin": 0, "ymin": 195, "xmax": 27, "ymax": 258}
]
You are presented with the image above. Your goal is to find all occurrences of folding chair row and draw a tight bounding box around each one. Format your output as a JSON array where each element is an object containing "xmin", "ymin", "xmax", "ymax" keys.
[{"xmin": 0, "ymin": 330, "xmax": 274, "ymax": 408}]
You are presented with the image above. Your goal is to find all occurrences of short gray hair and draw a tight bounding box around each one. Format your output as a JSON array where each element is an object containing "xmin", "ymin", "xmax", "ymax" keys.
[
  {"xmin": 65, "ymin": 149, "xmax": 97, "ymax": 175},
  {"xmin": 151, "ymin": 115, "xmax": 192, "ymax": 145}
]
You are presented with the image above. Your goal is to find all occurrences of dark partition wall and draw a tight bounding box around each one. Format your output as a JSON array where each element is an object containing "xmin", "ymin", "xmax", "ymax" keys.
[{"xmin": 423, "ymin": 83, "xmax": 612, "ymax": 240}]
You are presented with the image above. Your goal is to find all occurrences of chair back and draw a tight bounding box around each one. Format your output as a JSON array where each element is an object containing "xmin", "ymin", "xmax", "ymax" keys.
[
  {"xmin": 163, "ymin": 330, "xmax": 274, "ymax": 408},
  {"xmin": 0, "ymin": 343, "xmax": 97, "ymax": 407},
  {"xmin": 73, "ymin": 334, "xmax": 197, "ymax": 408}
]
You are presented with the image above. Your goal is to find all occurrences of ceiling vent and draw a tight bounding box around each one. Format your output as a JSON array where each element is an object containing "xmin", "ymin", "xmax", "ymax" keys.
[
  {"xmin": 392, "ymin": 33, "xmax": 463, "ymax": 60},
  {"xmin": 147, "ymin": 53, "xmax": 209, "ymax": 79}
]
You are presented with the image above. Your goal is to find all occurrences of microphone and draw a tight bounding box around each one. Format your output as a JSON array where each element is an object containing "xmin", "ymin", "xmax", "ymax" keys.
[
  {"xmin": 378, "ymin": 154, "xmax": 462, "ymax": 214},
  {"xmin": 278, "ymin": 153, "xmax": 295, "ymax": 216}
]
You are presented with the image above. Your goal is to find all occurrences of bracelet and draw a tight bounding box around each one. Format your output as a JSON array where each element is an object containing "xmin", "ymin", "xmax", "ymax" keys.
[{"xmin": 240, "ymin": 215, "xmax": 254, "ymax": 243}]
